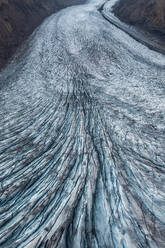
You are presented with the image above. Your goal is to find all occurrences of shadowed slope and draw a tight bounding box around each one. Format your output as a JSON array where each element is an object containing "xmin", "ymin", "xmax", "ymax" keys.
[
  {"xmin": 113, "ymin": 0, "xmax": 165, "ymax": 34},
  {"xmin": 0, "ymin": 0, "xmax": 86, "ymax": 70}
]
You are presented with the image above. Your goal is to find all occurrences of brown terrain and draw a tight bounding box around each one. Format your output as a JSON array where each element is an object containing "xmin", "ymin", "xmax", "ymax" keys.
[
  {"xmin": 113, "ymin": 0, "xmax": 165, "ymax": 36},
  {"xmin": 0, "ymin": 0, "xmax": 84, "ymax": 70}
]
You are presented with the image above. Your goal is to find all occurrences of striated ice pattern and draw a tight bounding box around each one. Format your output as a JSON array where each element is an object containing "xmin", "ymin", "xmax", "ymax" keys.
[{"xmin": 0, "ymin": 0, "xmax": 165, "ymax": 247}]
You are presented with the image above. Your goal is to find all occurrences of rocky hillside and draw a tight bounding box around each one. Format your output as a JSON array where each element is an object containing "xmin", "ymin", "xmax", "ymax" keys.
[
  {"xmin": 0, "ymin": 0, "xmax": 84, "ymax": 70},
  {"xmin": 113, "ymin": 0, "xmax": 165, "ymax": 35}
]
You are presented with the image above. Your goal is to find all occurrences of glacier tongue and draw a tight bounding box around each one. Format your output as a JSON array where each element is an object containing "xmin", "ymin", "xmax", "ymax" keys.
[{"xmin": 0, "ymin": 1, "xmax": 165, "ymax": 247}]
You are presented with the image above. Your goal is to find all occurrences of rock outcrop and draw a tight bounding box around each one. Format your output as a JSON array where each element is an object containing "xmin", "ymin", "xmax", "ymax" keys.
[{"xmin": 113, "ymin": 0, "xmax": 165, "ymax": 35}]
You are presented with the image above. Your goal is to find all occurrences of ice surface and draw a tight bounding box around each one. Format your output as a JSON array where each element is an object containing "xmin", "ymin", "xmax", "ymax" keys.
[{"xmin": 0, "ymin": 0, "xmax": 165, "ymax": 247}]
